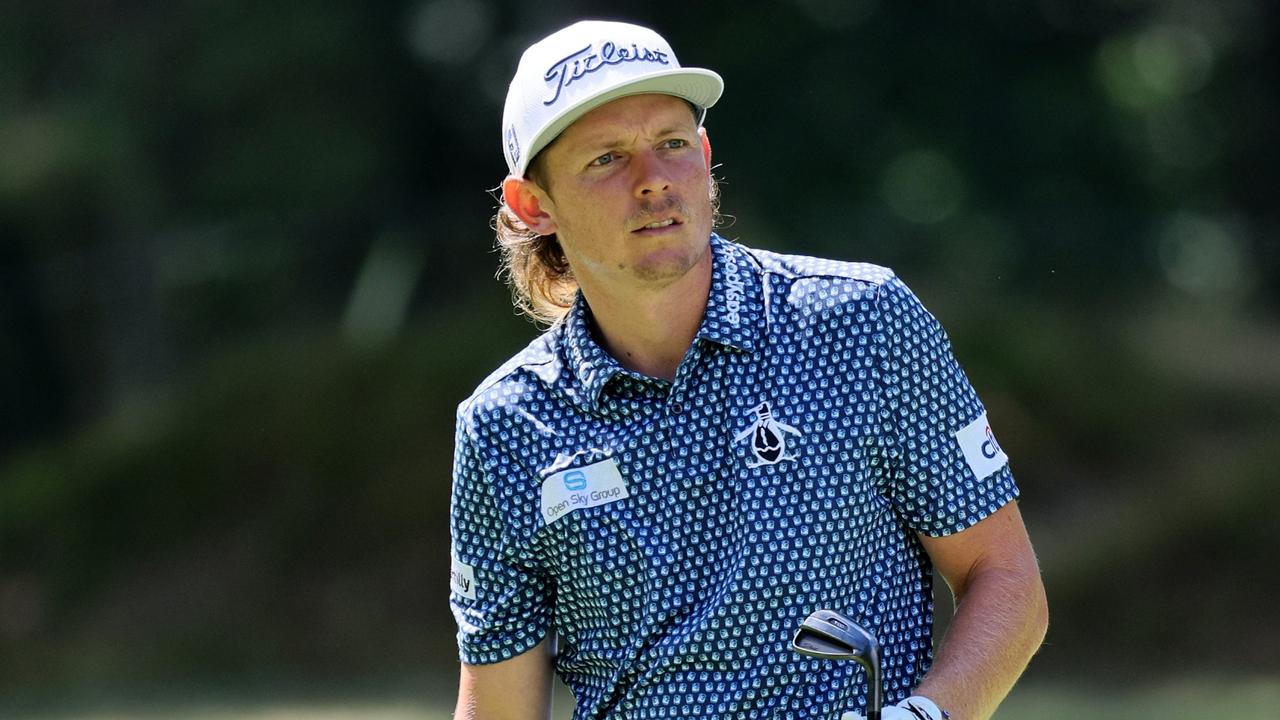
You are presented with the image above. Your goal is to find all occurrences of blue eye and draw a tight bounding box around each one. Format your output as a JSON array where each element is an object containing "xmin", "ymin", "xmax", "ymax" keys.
[
  {"xmin": 589, "ymin": 153, "xmax": 614, "ymax": 167},
  {"xmin": 664, "ymin": 139, "xmax": 688, "ymax": 149}
]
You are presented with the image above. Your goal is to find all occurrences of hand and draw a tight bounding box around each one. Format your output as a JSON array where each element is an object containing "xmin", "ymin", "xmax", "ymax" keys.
[{"xmin": 840, "ymin": 695, "xmax": 947, "ymax": 720}]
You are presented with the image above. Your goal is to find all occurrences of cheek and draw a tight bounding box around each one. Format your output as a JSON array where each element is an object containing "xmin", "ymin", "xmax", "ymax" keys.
[
  {"xmin": 549, "ymin": 196, "xmax": 598, "ymax": 234},
  {"xmin": 676, "ymin": 158, "xmax": 713, "ymax": 192},
  {"xmin": 560, "ymin": 182, "xmax": 628, "ymax": 223}
]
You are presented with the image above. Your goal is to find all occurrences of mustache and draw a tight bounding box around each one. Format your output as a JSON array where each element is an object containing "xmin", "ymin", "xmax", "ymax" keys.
[{"xmin": 628, "ymin": 195, "xmax": 687, "ymax": 226}]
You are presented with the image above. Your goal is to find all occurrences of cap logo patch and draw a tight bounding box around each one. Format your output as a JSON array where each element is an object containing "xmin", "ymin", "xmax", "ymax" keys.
[
  {"xmin": 505, "ymin": 125, "xmax": 521, "ymax": 168},
  {"xmin": 543, "ymin": 41, "xmax": 671, "ymax": 106}
]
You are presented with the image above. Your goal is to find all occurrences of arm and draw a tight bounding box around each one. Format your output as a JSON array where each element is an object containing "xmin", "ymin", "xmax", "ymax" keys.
[
  {"xmin": 913, "ymin": 501, "xmax": 1049, "ymax": 720},
  {"xmin": 455, "ymin": 635, "xmax": 554, "ymax": 720}
]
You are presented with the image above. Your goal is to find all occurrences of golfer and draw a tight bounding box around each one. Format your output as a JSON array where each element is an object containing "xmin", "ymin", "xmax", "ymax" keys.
[{"xmin": 450, "ymin": 20, "xmax": 1048, "ymax": 720}]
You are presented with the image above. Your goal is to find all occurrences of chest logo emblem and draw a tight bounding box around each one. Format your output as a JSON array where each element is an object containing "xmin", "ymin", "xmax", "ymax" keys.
[{"xmin": 734, "ymin": 401, "xmax": 802, "ymax": 468}]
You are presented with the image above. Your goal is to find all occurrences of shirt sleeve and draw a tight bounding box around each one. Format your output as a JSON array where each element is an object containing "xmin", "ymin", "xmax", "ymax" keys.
[
  {"xmin": 449, "ymin": 407, "xmax": 553, "ymax": 664},
  {"xmin": 874, "ymin": 276, "xmax": 1019, "ymax": 536}
]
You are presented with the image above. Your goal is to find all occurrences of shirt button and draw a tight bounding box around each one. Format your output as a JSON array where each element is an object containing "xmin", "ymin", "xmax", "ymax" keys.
[{"xmin": 670, "ymin": 401, "xmax": 684, "ymax": 414}]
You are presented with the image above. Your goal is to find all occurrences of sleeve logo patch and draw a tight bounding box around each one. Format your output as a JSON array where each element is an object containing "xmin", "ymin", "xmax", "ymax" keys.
[
  {"xmin": 955, "ymin": 412, "xmax": 1009, "ymax": 482},
  {"xmin": 450, "ymin": 554, "xmax": 476, "ymax": 600},
  {"xmin": 540, "ymin": 458, "xmax": 629, "ymax": 525}
]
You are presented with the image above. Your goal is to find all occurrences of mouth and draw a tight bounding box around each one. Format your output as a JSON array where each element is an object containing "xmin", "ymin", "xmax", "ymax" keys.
[{"xmin": 632, "ymin": 217, "xmax": 683, "ymax": 234}]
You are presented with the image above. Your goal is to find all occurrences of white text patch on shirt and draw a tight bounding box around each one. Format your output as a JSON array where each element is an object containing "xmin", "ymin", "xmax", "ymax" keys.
[
  {"xmin": 955, "ymin": 412, "xmax": 1009, "ymax": 481},
  {"xmin": 540, "ymin": 458, "xmax": 629, "ymax": 525},
  {"xmin": 450, "ymin": 554, "xmax": 476, "ymax": 600}
]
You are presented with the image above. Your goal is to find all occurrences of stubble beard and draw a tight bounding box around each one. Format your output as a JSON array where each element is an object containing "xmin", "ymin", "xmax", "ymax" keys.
[{"xmin": 625, "ymin": 195, "xmax": 710, "ymax": 285}]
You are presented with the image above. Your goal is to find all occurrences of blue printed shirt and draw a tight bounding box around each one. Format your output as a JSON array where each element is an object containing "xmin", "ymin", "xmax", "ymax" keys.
[{"xmin": 450, "ymin": 234, "xmax": 1018, "ymax": 718}]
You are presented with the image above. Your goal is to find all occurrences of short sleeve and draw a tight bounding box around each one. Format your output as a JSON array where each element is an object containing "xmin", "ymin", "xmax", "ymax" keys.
[
  {"xmin": 874, "ymin": 276, "xmax": 1019, "ymax": 536},
  {"xmin": 449, "ymin": 408, "xmax": 553, "ymax": 664}
]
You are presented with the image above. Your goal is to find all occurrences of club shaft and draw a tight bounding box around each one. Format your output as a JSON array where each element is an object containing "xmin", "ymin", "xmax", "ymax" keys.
[{"xmin": 865, "ymin": 664, "xmax": 882, "ymax": 720}]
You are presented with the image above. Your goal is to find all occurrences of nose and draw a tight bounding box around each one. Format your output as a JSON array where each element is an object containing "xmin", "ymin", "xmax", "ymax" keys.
[{"xmin": 632, "ymin": 150, "xmax": 671, "ymax": 197}]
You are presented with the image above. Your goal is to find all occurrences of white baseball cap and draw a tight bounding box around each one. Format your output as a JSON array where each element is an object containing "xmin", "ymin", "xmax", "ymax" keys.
[{"xmin": 501, "ymin": 20, "xmax": 724, "ymax": 177}]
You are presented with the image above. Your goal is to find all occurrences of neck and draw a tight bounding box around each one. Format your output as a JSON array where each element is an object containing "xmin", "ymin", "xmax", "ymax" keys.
[{"xmin": 578, "ymin": 248, "xmax": 713, "ymax": 383}]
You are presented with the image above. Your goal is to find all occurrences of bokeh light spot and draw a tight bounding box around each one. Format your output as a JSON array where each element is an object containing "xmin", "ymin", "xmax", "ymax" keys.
[
  {"xmin": 1157, "ymin": 213, "xmax": 1253, "ymax": 301},
  {"xmin": 406, "ymin": 0, "xmax": 493, "ymax": 66},
  {"xmin": 1133, "ymin": 24, "xmax": 1214, "ymax": 98},
  {"xmin": 880, "ymin": 149, "xmax": 966, "ymax": 225},
  {"xmin": 790, "ymin": 0, "xmax": 881, "ymax": 29},
  {"xmin": 1097, "ymin": 23, "xmax": 1215, "ymax": 111}
]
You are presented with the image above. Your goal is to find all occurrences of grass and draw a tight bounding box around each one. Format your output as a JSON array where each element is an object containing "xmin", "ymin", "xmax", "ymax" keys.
[{"xmin": 998, "ymin": 678, "xmax": 1280, "ymax": 719}]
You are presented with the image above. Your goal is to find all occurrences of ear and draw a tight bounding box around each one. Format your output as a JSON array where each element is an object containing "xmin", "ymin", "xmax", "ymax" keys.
[
  {"xmin": 699, "ymin": 127, "xmax": 712, "ymax": 170},
  {"xmin": 502, "ymin": 176, "xmax": 558, "ymax": 235}
]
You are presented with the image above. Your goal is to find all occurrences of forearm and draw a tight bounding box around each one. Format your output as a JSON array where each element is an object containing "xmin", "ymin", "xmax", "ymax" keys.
[
  {"xmin": 914, "ymin": 564, "xmax": 1048, "ymax": 720},
  {"xmin": 455, "ymin": 636, "xmax": 554, "ymax": 720}
]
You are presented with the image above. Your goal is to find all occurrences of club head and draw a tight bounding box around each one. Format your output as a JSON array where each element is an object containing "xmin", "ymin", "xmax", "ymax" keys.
[
  {"xmin": 792, "ymin": 609, "xmax": 878, "ymax": 661},
  {"xmin": 792, "ymin": 609, "xmax": 883, "ymax": 720}
]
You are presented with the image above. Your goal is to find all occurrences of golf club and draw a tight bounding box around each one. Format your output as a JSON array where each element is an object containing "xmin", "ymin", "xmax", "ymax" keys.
[{"xmin": 791, "ymin": 609, "xmax": 883, "ymax": 720}]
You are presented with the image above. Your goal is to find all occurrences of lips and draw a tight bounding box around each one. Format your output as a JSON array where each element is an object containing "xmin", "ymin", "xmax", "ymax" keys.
[
  {"xmin": 629, "ymin": 197, "xmax": 689, "ymax": 233},
  {"xmin": 631, "ymin": 217, "xmax": 683, "ymax": 233}
]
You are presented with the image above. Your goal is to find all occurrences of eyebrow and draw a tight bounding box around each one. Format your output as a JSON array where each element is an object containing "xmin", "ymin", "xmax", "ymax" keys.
[{"xmin": 576, "ymin": 125, "xmax": 696, "ymax": 154}]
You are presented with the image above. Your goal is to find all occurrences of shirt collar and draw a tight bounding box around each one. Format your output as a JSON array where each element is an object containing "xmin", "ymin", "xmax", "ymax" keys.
[
  {"xmin": 561, "ymin": 293, "xmax": 626, "ymax": 411},
  {"xmin": 560, "ymin": 233, "xmax": 764, "ymax": 410},
  {"xmin": 696, "ymin": 234, "xmax": 763, "ymax": 353}
]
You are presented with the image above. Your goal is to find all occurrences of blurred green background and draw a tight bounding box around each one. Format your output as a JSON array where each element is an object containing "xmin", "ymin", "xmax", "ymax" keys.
[{"xmin": 2, "ymin": 0, "xmax": 1277, "ymax": 717}]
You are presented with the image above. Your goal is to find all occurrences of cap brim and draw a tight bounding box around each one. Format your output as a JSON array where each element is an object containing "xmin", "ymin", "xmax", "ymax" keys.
[{"xmin": 518, "ymin": 68, "xmax": 723, "ymax": 176}]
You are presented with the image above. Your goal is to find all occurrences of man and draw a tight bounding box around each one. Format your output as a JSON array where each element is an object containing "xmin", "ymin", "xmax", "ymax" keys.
[{"xmin": 451, "ymin": 20, "xmax": 1047, "ymax": 720}]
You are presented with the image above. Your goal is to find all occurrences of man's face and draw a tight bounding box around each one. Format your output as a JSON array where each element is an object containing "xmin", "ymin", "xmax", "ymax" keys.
[{"xmin": 530, "ymin": 93, "xmax": 714, "ymax": 292}]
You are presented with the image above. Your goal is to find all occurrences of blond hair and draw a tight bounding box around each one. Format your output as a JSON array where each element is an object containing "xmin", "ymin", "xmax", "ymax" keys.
[
  {"xmin": 492, "ymin": 201, "xmax": 577, "ymax": 326},
  {"xmin": 493, "ymin": 172, "xmax": 723, "ymax": 326}
]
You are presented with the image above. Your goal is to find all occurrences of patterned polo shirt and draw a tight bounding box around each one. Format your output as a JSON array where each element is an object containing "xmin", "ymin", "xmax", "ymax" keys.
[{"xmin": 450, "ymin": 234, "xmax": 1018, "ymax": 718}]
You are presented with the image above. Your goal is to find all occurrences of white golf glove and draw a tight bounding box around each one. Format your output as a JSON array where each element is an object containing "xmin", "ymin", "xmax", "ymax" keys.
[{"xmin": 840, "ymin": 695, "xmax": 948, "ymax": 720}]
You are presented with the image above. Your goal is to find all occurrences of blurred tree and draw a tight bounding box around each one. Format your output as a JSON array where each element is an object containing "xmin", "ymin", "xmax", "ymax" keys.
[{"xmin": 0, "ymin": 0, "xmax": 1276, "ymax": 700}]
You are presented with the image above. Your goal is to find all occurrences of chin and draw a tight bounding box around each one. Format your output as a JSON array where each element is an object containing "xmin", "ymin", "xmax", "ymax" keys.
[{"xmin": 630, "ymin": 239, "xmax": 710, "ymax": 284}]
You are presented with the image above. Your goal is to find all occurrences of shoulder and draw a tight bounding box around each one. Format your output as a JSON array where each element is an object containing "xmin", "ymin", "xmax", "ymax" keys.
[
  {"xmin": 457, "ymin": 326, "xmax": 564, "ymax": 434},
  {"xmin": 736, "ymin": 242, "xmax": 902, "ymax": 315},
  {"xmin": 743, "ymin": 244, "xmax": 896, "ymax": 285}
]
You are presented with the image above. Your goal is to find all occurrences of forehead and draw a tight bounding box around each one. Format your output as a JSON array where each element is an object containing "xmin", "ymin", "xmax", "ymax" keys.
[{"xmin": 556, "ymin": 94, "xmax": 699, "ymax": 148}]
